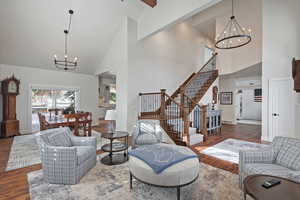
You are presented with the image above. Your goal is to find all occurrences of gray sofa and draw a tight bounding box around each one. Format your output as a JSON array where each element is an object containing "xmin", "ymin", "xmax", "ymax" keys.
[
  {"xmin": 239, "ymin": 136, "xmax": 300, "ymax": 188},
  {"xmin": 36, "ymin": 127, "xmax": 97, "ymax": 185}
]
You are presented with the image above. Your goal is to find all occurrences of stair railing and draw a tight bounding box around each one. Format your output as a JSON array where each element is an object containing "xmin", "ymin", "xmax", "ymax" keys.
[
  {"xmin": 162, "ymin": 93, "xmax": 186, "ymax": 141},
  {"xmin": 139, "ymin": 92, "xmax": 162, "ymax": 119},
  {"xmin": 181, "ymin": 93, "xmax": 208, "ymax": 140},
  {"xmin": 180, "ymin": 53, "xmax": 218, "ymax": 100}
]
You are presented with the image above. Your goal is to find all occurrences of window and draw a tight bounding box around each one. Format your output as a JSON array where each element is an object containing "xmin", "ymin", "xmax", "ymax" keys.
[{"xmin": 31, "ymin": 87, "xmax": 79, "ymax": 131}]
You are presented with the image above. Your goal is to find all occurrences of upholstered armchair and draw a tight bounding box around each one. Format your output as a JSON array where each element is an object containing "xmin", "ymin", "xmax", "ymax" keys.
[
  {"xmin": 132, "ymin": 120, "xmax": 175, "ymax": 148},
  {"xmin": 239, "ymin": 136, "xmax": 300, "ymax": 188},
  {"xmin": 36, "ymin": 127, "xmax": 97, "ymax": 185}
]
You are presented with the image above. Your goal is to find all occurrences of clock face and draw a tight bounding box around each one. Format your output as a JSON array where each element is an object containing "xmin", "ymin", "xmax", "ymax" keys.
[{"xmin": 8, "ymin": 81, "xmax": 17, "ymax": 93}]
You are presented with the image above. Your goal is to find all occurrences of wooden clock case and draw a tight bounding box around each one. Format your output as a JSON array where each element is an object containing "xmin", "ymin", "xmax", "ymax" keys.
[
  {"xmin": 293, "ymin": 58, "xmax": 300, "ymax": 92},
  {"xmin": 1, "ymin": 75, "xmax": 20, "ymax": 137}
]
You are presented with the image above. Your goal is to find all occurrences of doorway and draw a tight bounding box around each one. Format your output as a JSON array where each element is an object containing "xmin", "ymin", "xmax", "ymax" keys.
[
  {"xmin": 269, "ymin": 78, "xmax": 294, "ymax": 140},
  {"xmin": 237, "ymin": 88, "xmax": 262, "ymax": 125},
  {"xmin": 31, "ymin": 86, "xmax": 79, "ymax": 132}
]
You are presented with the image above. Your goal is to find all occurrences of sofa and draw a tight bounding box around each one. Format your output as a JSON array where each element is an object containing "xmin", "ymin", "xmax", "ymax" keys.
[
  {"xmin": 239, "ymin": 136, "xmax": 300, "ymax": 188},
  {"xmin": 36, "ymin": 127, "xmax": 97, "ymax": 185}
]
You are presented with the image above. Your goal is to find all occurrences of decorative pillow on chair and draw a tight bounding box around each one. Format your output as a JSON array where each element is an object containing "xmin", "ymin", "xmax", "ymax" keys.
[
  {"xmin": 276, "ymin": 144, "xmax": 300, "ymax": 170},
  {"xmin": 48, "ymin": 131, "xmax": 72, "ymax": 147},
  {"xmin": 135, "ymin": 131, "xmax": 160, "ymax": 145}
]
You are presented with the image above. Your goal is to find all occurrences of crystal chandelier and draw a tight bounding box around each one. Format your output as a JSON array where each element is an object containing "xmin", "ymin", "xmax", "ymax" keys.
[
  {"xmin": 215, "ymin": 0, "xmax": 252, "ymax": 49},
  {"xmin": 54, "ymin": 10, "xmax": 78, "ymax": 71}
]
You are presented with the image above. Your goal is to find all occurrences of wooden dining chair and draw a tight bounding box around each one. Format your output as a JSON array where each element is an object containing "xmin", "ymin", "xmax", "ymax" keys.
[
  {"xmin": 64, "ymin": 112, "xmax": 93, "ymax": 136},
  {"xmin": 65, "ymin": 113, "xmax": 80, "ymax": 136},
  {"xmin": 48, "ymin": 108, "xmax": 64, "ymax": 119},
  {"xmin": 38, "ymin": 112, "xmax": 58, "ymax": 131},
  {"xmin": 80, "ymin": 112, "xmax": 92, "ymax": 137}
]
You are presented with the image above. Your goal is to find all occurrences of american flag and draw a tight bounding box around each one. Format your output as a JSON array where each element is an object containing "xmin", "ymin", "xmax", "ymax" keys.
[{"xmin": 254, "ymin": 89, "xmax": 262, "ymax": 102}]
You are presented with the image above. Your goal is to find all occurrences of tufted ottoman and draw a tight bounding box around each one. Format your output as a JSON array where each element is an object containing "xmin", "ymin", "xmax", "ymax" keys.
[{"xmin": 129, "ymin": 145, "xmax": 199, "ymax": 200}]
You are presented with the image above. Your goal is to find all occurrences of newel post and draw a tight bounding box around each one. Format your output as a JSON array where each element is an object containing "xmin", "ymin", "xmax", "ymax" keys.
[
  {"xmin": 201, "ymin": 105, "xmax": 208, "ymax": 142},
  {"xmin": 180, "ymin": 87, "xmax": 190, "ymax": 145},
  {"xmin": 160, "ymin": 89, "xmax": 166, "ymax": 128}
]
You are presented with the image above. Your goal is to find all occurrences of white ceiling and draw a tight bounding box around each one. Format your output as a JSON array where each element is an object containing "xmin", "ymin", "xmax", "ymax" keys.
[
  {"xmin": 186, "ymin": 0, "xmax": 231, "ymax": 41},
  {"xmin": 0, "ymin": 0, "xmax": 147, "ymax": 74}
]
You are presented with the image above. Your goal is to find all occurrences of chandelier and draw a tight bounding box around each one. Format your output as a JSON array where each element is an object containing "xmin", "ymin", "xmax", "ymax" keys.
[
  {"xmin": 215, "ymin": 0, "xmax": 252, "ymax": 49},
  {"xmin": 54, "ymin": 10, "xmax": 78, "ymax": 71}
]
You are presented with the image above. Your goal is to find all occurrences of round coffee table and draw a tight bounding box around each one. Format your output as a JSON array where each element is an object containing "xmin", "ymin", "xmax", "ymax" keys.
[
  {"xmin": 244, "ymin": 175, "xmax": 300, "ymax": 200},
  {"xmin": 101, "ymin": 131, "xmax": 129, "ymax": 165}
]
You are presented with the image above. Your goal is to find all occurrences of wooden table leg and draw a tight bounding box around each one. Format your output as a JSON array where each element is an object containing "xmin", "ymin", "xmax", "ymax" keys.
[
  {"xmin": 177, "ymin": 187, "xmax": 180, "ymax": 200},
  {"xmin": 130, "ymin": 172, "xmax": 133, "ymax": 190}
]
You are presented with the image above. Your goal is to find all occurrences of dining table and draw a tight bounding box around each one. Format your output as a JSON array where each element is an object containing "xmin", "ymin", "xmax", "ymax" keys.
[{"xmin": 45, "ymin": 115, "xmax": 92, "ymax": 136}]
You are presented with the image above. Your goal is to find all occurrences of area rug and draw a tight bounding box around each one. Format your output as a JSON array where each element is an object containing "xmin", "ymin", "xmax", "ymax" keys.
[
  {"xmin": 5, "ymin": 130, "xmax": 109, "ymax": 171},
  {"xmin": 200, "ymin": 139, "xmax": 270, "ymax": 164},
  {"xmin": 28, "ymin": 156, "xmax": 244, "ymax": 200}
]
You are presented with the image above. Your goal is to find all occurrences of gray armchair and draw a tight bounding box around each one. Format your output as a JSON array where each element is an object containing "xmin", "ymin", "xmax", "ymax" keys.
[
  {"xmin": 239, "ymin": 136, "xmax": 300, "ymax": 188},
  {"xmin": 36, "ymin": 127, "xmax": 97, "ymax": 185}
]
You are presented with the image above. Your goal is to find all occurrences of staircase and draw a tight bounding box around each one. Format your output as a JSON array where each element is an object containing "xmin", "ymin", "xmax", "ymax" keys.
[{"xmin": 138, "ymin": 53, "xmax": 218, "ymax": 146}]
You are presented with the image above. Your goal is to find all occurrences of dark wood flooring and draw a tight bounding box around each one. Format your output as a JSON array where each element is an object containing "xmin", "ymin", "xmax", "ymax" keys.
[
  {"xmin": 191, "ymin": 124, "xmax": 266, "ymax": 174},
  {"xmin": 0, "ymin": 123, "xmax": 263, "ymax": 200}
]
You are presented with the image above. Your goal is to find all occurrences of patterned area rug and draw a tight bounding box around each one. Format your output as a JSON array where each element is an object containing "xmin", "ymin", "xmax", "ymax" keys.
[
  {"xmin": 200, "ymin": 139, "xmax": 270, "ymax": 164},
  {"xmin": 5, "ymin": 130, "xmax": 108, "ymax": 171},
  {"xmin": 28, "ymin": 156, "xmax": 245, "ymax": 200}
]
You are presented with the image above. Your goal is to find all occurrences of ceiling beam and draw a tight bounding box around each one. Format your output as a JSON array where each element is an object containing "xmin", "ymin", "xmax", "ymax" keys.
[{"xmin": 141, "ymin": 0, "xmax": 157, "ymax": 7}]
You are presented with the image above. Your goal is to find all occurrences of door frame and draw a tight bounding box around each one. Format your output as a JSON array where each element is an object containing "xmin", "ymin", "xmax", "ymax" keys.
[{"xmin": 268, "ymin": 77, "xmax": 294, "ymax": 141}]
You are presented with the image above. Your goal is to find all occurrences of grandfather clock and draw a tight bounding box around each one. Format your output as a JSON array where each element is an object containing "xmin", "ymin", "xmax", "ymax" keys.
[
  {"xmin": 1, "ymin": 75, "xmax": 20, "ymax": 137},
  {"xmin": 293, "ymin": 58, "xmax": 300, "ymax": 92}
]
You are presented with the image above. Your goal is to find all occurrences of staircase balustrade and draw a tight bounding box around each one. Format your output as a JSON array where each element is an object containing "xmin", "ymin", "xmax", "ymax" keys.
[{"xmin": 138, "ymin": 53, "xmax": 218, "ymax": 145}]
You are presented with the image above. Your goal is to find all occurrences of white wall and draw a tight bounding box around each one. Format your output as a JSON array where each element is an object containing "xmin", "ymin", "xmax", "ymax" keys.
[
  {"xmin": 96, "ymin": 16, "xmax": 218, "ymax": 132},
  {"xmin": 95, "ymin": 19, "xmax": 128, "ymax": 131},
  {"xmin": 219, "ymin": 76, "xmax": 237, "ymax": 124},
  {"xmin": 0, "ymin": 64, "xmax": 99, "ymax": 134},
  {"xmin": 127, "ymin": 18, "xmax": 212, "ymax": 132},
  {"xmin": 262, "ymin": 0, "xmax": 300, "ymax": 140},
  {"xmin": 138, "ymin": 0, "xmax": 221, "ymax": 39},
  {"xmin": 216, "ymin": 0, "xmax": 262, "ymax": 75}
]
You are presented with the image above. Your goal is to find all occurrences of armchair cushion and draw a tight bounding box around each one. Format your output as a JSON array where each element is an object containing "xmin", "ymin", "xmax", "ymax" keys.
[
  {"xmin": 288, "ymin": 171, "xmax": 300, "ymax": 183},
  {"xmin": 75, "ymin": 146, "xmax": 95, "ymax": 165},
  {"xmin": 70, "ymin": 136, "xmax": 97, "ymax": 149},
  {"xmin": 239, "ymin": 148, "xmax": 275, "ymax": 165},
  {"xmin": 276, "ymin": 144, "xmax": 300, "ymax": 170},
  {"xmin": 48, "ymin": 131, "xmax": 72, "ymax": 147},
  {"xmin": 244, "ymin": 163, "xmax": 294, "ymax": 178}
]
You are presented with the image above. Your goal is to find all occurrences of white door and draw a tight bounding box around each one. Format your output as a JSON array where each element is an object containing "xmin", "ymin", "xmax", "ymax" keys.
[{"xmin": 269, "ymin": 78, "xmax": 293, "ymax": 140}]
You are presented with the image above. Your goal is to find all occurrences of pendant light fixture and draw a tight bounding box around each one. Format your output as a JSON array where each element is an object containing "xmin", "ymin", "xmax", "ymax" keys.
[
  {"xmin": 54, "ymin": 10, "xmax": 78, "ymax": 71},
  {"xmin": 215, "ymin": 0, "xmax": 252, "ymax": 49}
]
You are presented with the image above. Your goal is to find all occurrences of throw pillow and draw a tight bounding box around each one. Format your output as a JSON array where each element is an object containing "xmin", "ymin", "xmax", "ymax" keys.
[
  {"xmin": 276, "ymin": 144, "xmax": 300, "ymax": 170},
  {"xmin": 48, "ymin": 131, "xmax": 72, "ymax": 147}
]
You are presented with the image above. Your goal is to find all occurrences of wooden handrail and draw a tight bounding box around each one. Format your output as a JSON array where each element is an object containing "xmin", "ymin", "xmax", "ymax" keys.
[
  {"xmin": 182, "ymin": 93, "xmax": 201, "ymax": 108},
  {"xmin": 197, "ymin": 52, "xmax": 218, "ymax": 74},
  {"xmin": 139, "ymin": 92, "xmax": 161, "ymax": 96},
  {"xmin": 181, "ymin": 53, "xmax": 217, "ymax": 92},
  {"xmin": 165, "ymin": 93, "xmax": 182, "ymax": 108}
]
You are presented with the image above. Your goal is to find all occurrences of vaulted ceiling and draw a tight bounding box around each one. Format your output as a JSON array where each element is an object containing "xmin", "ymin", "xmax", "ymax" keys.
[{"xmin": 0, "ymin": 0, "xmax": 148, "ymax": 74}]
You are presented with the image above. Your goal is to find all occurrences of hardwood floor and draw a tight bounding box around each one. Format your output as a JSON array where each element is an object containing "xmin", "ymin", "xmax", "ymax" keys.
[
  {"xmin": 0, "ymin": 123, "xmax": 262, "ymax": 200},
  {"xmin": 191, "ymin": 124, "xmax": 265, "ymax": 174}
]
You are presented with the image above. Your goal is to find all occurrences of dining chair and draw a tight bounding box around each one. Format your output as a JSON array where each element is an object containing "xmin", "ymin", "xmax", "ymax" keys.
[
  {"xmin": 48, "ymin": 108, "xmax": 64, "ymax": 119},
  {"xmin": 38, "ymin": 112, "xmax": 59, "ymax": 131}
]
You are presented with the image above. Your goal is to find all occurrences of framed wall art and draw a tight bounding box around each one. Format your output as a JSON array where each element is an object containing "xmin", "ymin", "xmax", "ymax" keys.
[{"xmin": 220, "ymin": 92, "xmax": 233, "ymax": 105}]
